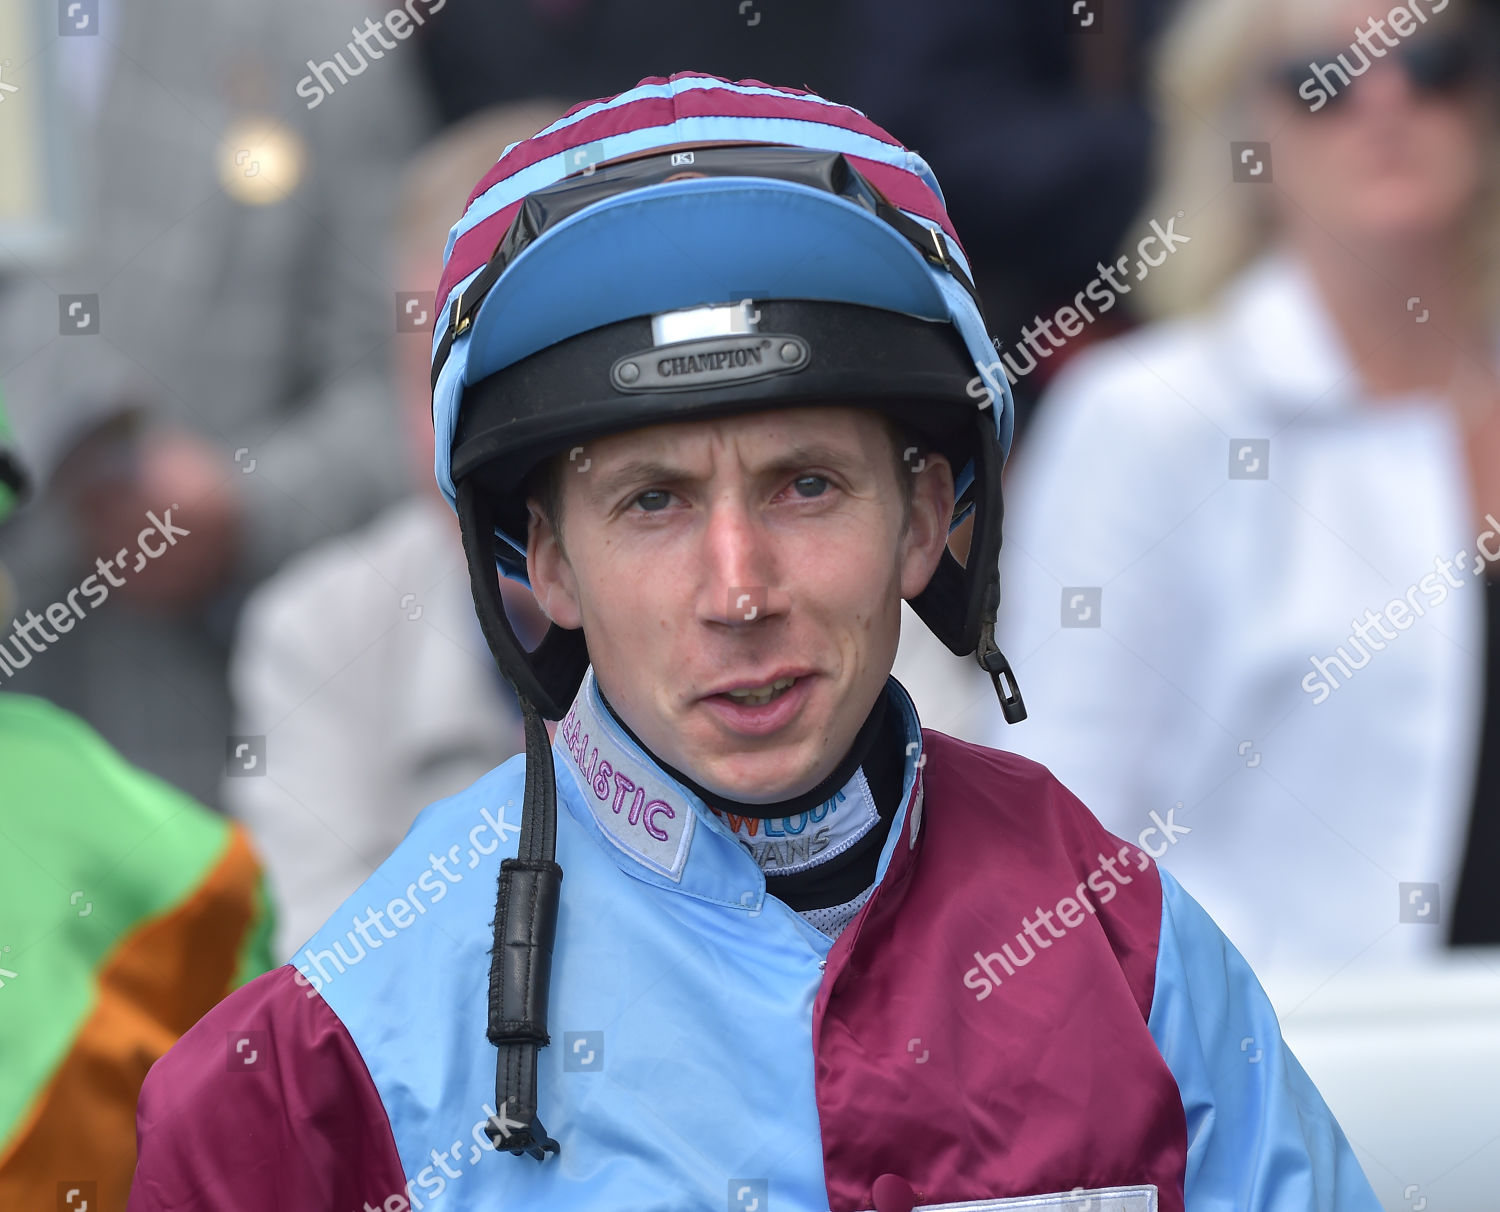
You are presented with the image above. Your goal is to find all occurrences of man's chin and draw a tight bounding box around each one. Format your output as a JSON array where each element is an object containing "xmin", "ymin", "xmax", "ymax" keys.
[
  {"xmin": 677, "ymin": 746, "xmax": 828, "ymax": 806},
  {"xmin": 664, "ymin": 695, "xmax": 836, "ymax": 800}
]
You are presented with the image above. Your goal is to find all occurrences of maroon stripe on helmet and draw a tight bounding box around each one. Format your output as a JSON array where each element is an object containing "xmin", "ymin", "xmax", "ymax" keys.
[
  {"xmin": 845, "ymin": 155, "xmax": 963, "ymax": 245},
  {"xmin": 663, "ymin": 81, "xmax": 902, "ymax": 147},
  {"xmin": 434, "ymin": 159, "xmax": 963, "ymax": 327},
  {"xmin": 433, "ymin": 73, "xmax": 962, "ymax": 334},
  {"xmin": 436, "ymin": 203, "xmax": 525, "ymax": 318},
  {"xmin": 554, "ymin": 71, "xmax": 835, "ymax": 121},
  {"xmin": 456, "ymin": 72, "xmax": 904, "ymax": 216}
]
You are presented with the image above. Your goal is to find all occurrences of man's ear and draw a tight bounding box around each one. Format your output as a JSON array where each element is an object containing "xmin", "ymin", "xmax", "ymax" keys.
[
  {"xmin": 525, "ymin": 502, "xmax": 584, "ymax": 630},
  {"xmin": 898, "ymin": 453, "xmax": 955, "ymax": 601}
]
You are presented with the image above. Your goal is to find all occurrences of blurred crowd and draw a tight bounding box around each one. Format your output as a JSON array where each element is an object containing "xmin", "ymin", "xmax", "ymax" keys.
[{"xmin": 2, "ymin": 0, "xmax": 1499, "ymax": 1206}]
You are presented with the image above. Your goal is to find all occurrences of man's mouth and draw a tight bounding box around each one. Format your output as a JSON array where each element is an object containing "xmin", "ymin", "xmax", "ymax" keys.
[
  {"xmin": 721, "ymin": 675, "xmax": 797, "ymax": 706},
  {"xmin": 701, "ymin": 672, "xmax": 814, "ymax": 736}
]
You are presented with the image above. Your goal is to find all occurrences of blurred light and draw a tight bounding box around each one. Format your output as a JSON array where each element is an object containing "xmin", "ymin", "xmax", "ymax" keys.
[{"xmin": 216, "ymin": 118, "xmax": 305, "ymax": 206}]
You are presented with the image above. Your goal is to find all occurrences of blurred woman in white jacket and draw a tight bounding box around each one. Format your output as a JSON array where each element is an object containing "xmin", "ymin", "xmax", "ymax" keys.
[{"xmin": 994, "ymin": 0, "xmax": 1500, "ymax": 988}]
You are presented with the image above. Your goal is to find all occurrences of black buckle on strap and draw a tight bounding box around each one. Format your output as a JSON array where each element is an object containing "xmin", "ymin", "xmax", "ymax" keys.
[{"xmin": 485, "ymin": 1105, "xmax": 561, "ymax": 1161}]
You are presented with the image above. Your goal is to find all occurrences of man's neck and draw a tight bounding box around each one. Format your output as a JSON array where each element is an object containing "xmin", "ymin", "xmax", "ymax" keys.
[
  {"xmin": 596, "ymin": 685, "xmax": 906, "ymax": 913},
  {"xmin": 596, "ymin": 687, "xmax": 889, "ymax": 821}
]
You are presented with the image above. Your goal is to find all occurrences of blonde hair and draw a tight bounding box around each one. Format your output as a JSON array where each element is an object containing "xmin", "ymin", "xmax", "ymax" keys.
[{"xmin": 1130, "ymin": 0, "xmax": 1497, "ymax": 318}]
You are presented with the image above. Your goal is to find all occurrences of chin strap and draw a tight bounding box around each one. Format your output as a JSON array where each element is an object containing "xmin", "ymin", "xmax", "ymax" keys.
[
  {"xmin": 976, "ymin": 575, "xmax": 1027, "ymax": 725},
  {"xmin": 483, "ymin": 695, "xmax": 563, "ymax": 1162},
  {"xmin": 977, "ymin": 618, "xmax": 1027, "ymax": 724},
  {"xmin": 455, "ymin": 476, "xmax": 567, "ymax": 1162}
]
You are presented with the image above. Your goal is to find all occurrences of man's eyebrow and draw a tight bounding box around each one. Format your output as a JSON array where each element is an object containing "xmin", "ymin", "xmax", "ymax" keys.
[
  {"xmin": 755, "ymin": 442, "xmax": 864, "ymax": 476},
  {"xmin": 587, "ymin": 459, "xmax": 687, "ymax": 500},
  {"xmin": 588, "ymin": 443, "xmax": 862, "ymax": 499}
]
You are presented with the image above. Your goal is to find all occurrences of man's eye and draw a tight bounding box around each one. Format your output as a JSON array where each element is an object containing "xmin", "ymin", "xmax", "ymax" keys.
[
  {"xmin": 792, "ymin": 475, "xmax": 828, "ymax": 498},
  {"xmin": 633, "ymin": 489, "xmax": 672, "ymax": 512}
]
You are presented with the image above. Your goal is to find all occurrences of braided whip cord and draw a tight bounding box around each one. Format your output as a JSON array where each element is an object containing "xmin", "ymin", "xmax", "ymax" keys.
[{"xmin": 484, "ymin": 696, "xmax": 563, "ymax": 1160}]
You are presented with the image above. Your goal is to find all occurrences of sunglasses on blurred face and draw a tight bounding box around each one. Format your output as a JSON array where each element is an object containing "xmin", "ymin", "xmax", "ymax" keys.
[{"xmin": 1268, "ymin": 30, "xmax": 1478, "ymax": 111}]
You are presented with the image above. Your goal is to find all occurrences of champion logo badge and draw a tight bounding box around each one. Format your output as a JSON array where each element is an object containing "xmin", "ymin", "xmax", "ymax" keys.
[{"xmin": 610, "ymin": 333, "xmax": 809, "ymax": 393}]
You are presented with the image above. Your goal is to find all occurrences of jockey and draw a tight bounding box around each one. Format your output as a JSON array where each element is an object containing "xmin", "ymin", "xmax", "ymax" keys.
[{"xmin": 129, "ymin": 73, "xmax": 1381, "ymax": 1212}]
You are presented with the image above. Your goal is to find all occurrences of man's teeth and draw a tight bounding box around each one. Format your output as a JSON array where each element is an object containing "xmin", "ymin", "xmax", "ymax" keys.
[{"xmin": 726, "ymin": 676, "xmax": 796, "ymax": 705}]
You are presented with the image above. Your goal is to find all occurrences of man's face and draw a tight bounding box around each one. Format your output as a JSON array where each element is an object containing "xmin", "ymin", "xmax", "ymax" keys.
[{"xmin": 526, "ymin": 406, "xmax": 954, "ymax": 804}]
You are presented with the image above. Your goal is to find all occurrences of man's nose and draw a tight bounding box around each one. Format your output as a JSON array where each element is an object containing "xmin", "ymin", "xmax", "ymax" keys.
[{"xmin": 697, "ymin": 495, "xmax": 781, "ymax": 626}]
